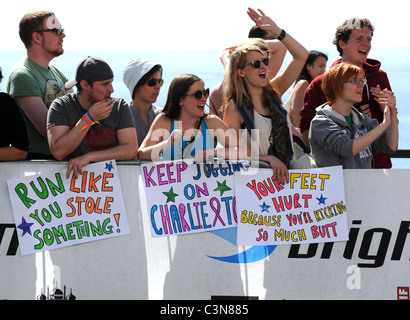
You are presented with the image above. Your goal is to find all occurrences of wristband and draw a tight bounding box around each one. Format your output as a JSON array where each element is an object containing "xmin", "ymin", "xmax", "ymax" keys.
[
  {"xmin": 83, "ymin": 114, "xmax": 91, "ymax": 125},
  {"xmin": 87, "ymin": 110, "xmax": 95, "ymax": 123},
  {"xmin": 81, "ymin": 111, "xmax": 102, "ymax": 131},
  {"xmin": 277, "ymin": 29, "xmax": 286, "ymax": 41}
]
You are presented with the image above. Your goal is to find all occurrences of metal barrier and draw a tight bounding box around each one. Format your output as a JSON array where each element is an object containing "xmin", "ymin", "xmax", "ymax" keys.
[
  {"xmin": 391, "ymin": 149, "xmax": 410, "ymax": 159},
  {"xmin": 1, "ymin": 161, "xmax": 410, "ymax": 300}
]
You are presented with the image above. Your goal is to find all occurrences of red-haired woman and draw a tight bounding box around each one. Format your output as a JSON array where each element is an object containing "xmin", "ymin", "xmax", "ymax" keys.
[{"xmin": 309, "ymin": 63, "xmax": 398, "ymax": 168}]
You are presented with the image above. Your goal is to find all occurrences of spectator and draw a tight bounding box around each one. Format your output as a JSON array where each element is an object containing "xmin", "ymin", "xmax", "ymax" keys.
[
  {"xmin": 47, "ymin": 57, "xmax": 138, "ymax": 178},
  {"xmin": 222, "ymin": 8, "xmax": 310, "ymax": 184},
  {"xmin": 7, "ymin": 11, "xmax": 70, "ymax": 159},
  {"xmin": 309, "ymin": 63, "xmax": 398, "ymax": 168},
  {"xmin": 123, "ymin": 58, "xmax": 163, "ymax": 146},
  {"xmin": 209, "ymin": 26, "xmax": 286, "ymax": 119},
  {"xmin": 138, "ymin": 73, "xmax": 246, "ymax": 162},
  {"xmin": 299, "ymin": 17, "xmax": 393, "ymax": 168},
  {"xmin": 0, "ymin": 67, "xmax": 29, "ymax": 160},
  {"xmin": 285, "ymin": 50, "xmax": 328, "ymax": 127}
]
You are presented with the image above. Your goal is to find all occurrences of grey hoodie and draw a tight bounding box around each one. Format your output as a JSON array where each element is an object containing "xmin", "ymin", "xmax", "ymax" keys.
[{"xmin": 309, "ymin": 103, "xmax": 395, "ymax": 169}]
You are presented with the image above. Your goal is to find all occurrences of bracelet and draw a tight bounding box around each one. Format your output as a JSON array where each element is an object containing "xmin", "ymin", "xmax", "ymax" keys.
[
  {"xmin": 87, "ymin": 111, "xmax": 100, "ymax": 126},
  {"xmin": 277, "ymin": 29, "xmax": 286, "ymax": 41},
  {"xmin": 81, "ymin": 113, "xmax": 101, "ymax": 131},
  {"xmin": 82, "ymin": 114, "xmax": 91, "ymax": 125},
  {"xmin": 87, "ymin": 110, "xmax": 95, "ymax": 122}
]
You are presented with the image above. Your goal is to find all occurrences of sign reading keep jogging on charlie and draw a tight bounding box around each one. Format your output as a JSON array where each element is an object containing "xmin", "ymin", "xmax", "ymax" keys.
[
  {"xmin": 141, "ymin": 160, "xmax": 250, "ymax": 237},
  {"xmin": 236, "ymin": 165, "xmax": 349, "ymax": 245},
  {"xmin": 7, "ymin": 160, "xmax": 130, "ymax": 256}
]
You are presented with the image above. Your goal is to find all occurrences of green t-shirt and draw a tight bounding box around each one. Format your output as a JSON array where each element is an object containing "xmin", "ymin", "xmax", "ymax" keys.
[
  {"xmin": 6, "ymin": 57, "xmax": 68, "ymax": 158},
  {"xmin": 344, "ymin": 114, "xmax": 353, "ymax": 128}
]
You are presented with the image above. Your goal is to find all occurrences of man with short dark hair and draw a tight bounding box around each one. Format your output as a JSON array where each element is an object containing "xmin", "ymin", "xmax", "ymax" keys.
[
  {"xmin": 47, "ymin": 57, "xmax": 138, "ymax": 178},
  {"xmin": 299, "ymin": 18, "xmax": 393, "ymax": 168},
  {"xmin": 7, "ymin": 11, "xmax": 70, "ymax": 159}
]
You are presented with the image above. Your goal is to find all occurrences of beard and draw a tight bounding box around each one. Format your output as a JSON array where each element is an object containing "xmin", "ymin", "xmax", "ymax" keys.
[
  {"xmin": 42, "ymin": 42, "xmax": 64, "ymax": 58},
  {"xmin": 49, "ymin": 47, "xmax": 64, "ymax": 58}
]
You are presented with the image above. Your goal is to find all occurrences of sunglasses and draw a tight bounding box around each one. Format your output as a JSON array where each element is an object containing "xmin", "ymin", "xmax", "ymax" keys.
[
  {"xmin": 185, "ymin": 88, "xmax": 210, "ymax": 100},
  {"xmin": 245, "ymin": 58, "xmax": 269, "ymax": 69},
  {"xmin": 347, "ymin": 78, "xmax": 367, "ymax": 86},
  {"xmin": 36, "ymin": 28, "xmax": 65, "ymax": 36},
  {"xmin": 147, "ymin": 78, "xmax": 164, "ymax": 87}
]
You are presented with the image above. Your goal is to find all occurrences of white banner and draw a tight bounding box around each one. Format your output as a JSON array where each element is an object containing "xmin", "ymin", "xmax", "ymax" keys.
[
  {"xmin": 7, "ymin": 160, "xmax": 129, "ymax": 255},
  {"xmin": 141, "ymin": 160, "xmax": 253, "ymax": 237},
  {"xmin": 236, "ymin": 166, "xmax": 349, "ymax": 245}
]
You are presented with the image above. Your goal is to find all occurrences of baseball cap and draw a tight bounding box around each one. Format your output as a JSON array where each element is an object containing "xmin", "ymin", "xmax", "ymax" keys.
[
  {"xmin": 123, "ymin": 58, "xmax": 161, "ymax": 98},
  {"xmin": 65, "ymin": 56, "xmax": 114, "ymax": 89}
]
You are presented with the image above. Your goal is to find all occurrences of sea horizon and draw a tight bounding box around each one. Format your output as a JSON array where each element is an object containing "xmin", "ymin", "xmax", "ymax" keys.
[{"xmin": 1, "ymin": 47, "xmax": 409, "ymax": 168}]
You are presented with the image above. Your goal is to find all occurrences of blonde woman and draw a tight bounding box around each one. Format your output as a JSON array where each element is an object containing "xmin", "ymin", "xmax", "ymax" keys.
[{"xmin": 223, "ymin": 8, "xmax": 309, "ymax": 184}]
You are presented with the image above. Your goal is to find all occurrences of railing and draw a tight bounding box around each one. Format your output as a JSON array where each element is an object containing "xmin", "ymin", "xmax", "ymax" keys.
[{"xmin": 391, "ymin": 149, "xmax": 410, "ymax": 158}]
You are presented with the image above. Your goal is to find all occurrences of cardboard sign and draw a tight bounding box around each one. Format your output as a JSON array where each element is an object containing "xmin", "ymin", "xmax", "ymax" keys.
[
  {"xmin": 235, "ymin": 166, "xmax": 348, "ymax": 245},
  {"xmin": 141, "ymin": 160, "xmax": 251, "ymax": 237},
  {"xmin": 7, "ymin": 160, "xmax": 129, "ymax": 255}
]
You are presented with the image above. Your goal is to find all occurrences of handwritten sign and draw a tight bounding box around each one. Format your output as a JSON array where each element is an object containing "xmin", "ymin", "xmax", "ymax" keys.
[
  {"xmin": 141, "ymin": 160, "xmax": 250, "ymax": 238},
  {"xmin": 235, "ymin": 166, "xmax": 348, "ymax": 246},
  {"xmin": 7, "ymin": 160, "xmax": 129, "ymax": 256}
]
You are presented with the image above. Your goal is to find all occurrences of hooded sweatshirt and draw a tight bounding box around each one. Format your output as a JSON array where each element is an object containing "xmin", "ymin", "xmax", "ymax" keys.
[
  {"xmin": 309, "ymin": 103, "xmax": 395, "ymax": 169},
  {"xmin": 300, "ymin": 58, "xmax": 392, "ymax": 168}
]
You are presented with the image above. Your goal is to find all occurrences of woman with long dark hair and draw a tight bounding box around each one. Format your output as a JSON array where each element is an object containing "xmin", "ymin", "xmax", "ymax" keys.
[
  {"xmin": 286, "ymin": 50, "xmax": 328, "ymax": 127},
  {"xmin": 138, "ymin": 74, "xmax": 245, "ymax": 161}
]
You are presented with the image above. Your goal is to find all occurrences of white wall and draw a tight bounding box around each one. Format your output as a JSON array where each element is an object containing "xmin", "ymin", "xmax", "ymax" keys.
[{"xmin": 1, "ymin": 161, "xmax": 409, "ymax": 300}]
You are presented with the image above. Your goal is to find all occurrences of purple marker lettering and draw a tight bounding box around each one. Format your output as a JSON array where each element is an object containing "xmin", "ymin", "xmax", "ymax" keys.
[
  {"xmin": 166, "ymin": 163, "xmax": 176, "ymax": 184},
  {"xmin": 176, "ymin": 161, "xmax": 188, "ymax": 182},
  {"xmin": 157, "ymin": 164, "xmax": 166, "ymax": 185},
  {"xmin": 143, "ymin": 166, "xmax": 156, "ymax": 188}
]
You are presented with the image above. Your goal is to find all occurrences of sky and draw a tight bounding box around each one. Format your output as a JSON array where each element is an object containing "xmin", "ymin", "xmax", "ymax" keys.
[{"xmin": 1, "ymin": 0, "xmax": 409, "ymax": 52}]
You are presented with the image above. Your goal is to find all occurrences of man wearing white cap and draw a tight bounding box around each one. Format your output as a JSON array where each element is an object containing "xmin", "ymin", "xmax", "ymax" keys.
[
  {"xmin": 123, "ymin": 58, "xmax": 163, "ymax": 146},
  {"xmin": 47, "ymin": 56, "xmax": 138, "ymax": 178}
]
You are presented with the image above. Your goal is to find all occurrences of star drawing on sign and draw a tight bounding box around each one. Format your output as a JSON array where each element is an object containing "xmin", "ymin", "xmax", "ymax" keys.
[
  {"xmin": 213, "ymin": 180, "xmax": 232, "ymax": 196},
  {"xmin": 105, "ymin": 161, "xmax": 114, "ymax": 172},
  {"xmin": 17, "ymin": 217, "xmax": 34, "ymax": 237},
  {"xmin": 260, "ymin": 202, "xmax": 271, "ymax": 213},
  {"xmin": 316, "ymin": 194, "xmax": 327, "ymax": 205},
  {"xmin": 163, "ymin": 187, "xmax": 179, "ymax": 203}
]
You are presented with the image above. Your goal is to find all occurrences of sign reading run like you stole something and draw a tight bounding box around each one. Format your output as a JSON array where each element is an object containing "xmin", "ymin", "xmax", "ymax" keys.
[{"xmin": 7, "ymin": 160, "xmax": 130, "ymax": 256}]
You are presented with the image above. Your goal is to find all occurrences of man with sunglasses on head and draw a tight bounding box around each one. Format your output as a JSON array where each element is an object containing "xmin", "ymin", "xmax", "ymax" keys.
[
  {"xmin": 123, "ymin": 58, "xmax": 163, "ymax": 146},
  {"xmin": 47, "ymin": 57, "xmax": 138, "ymax": 179},
  {"xmin": 7, "ymin": 11, "xmax": 71, "ymax": 160}
]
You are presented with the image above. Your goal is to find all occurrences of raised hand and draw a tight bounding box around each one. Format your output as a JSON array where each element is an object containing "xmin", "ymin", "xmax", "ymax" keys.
[{"xmin": 247, "ymin": 8, "xmax": 281, "ymax": 36}]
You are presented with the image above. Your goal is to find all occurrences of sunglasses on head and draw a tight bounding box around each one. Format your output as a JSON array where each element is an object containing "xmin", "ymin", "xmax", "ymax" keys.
[
  {"xmin": 147, "ymin": 78, "xmax": 164, "ymax": 87},
  {"xmin": 185, "ymin": 88, "xmax": 210, "ymax": 100},
  {"xmin": 245, "ymin": 58, "xmax": 269, "ymax": 69}
]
